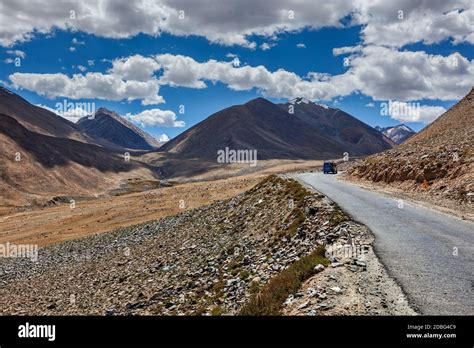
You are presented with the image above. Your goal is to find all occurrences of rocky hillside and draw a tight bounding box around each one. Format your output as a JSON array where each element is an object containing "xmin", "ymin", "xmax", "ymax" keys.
[
  {"xmin": 0, "ymin": 88, "xmax": 160, "ymax": 205},
  {"xmin": 280, "ymin": 97, "xmax": 395, "ymax": 154},
  {"xmin": 78, "ymin": 108, "xmax": 160, "ymax": 150},
  {"xmin": 375, "ymin": 124, "xmax": 416, "ymax": 144},
  {"xmin": 0, "ymin": 176, "xmax": 413, "ymax": 315},
  {"xmin": 161, "ymin": 97, "xmax": 393, "ymax": 161},
  {"xmin": 0, "ymin": 114, "xmax": 158, "ymax": 206},
  {"xmin": 0, "ymin": 86, "xmax": 89, "ymax": 143},
  {"xmin": 348, "ymin": 88, "xmax": 473, "ymax": 205}
]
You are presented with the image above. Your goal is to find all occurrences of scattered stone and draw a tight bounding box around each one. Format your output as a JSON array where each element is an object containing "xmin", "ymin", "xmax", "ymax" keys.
[
  {"xmin": 0, "ymin": 175, "xmax": 416, "ymax": 317},
  {"xmin": 297, "ymin": 300, "xmax": 310, "ymax": 310},
  {"xmin": 284, "ymin": 295, "xmax": 294, "ymax": 306},
  {"xmin": 314, "ymin": 264, "xmax": 325, "ymax": 272}
]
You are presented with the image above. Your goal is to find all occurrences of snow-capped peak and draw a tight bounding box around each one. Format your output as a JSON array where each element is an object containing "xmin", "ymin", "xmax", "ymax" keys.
[
  {"xmin": 315, "ymin": 102, "xmax": 329, "ymax": 109},
  {"xmin": 289, "ymin": 97, "xmax": 311, "ymax": 105},
  {"xmin": 399, "ymin": 124, "xmax": 413, "ymax": 132},
  {"xmin": 289, "ymin": 97, "xmax": 330, "ymax": 109},
  {"xmin": 375, "ymin": 124, "xmax": 416, "ymax": 144}
]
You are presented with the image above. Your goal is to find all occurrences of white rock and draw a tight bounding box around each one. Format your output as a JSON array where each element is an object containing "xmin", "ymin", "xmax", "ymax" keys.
[
  {"xmin": 298, "ymin": 300, "xmax": 310, "ymax": 310},
  {"xmin": 284, "ymin": 294, "xmax": 294, "ymax": 306},
  {"xmin": 314, "ymin": 264, "xmax": 325, "ymax": 272}
]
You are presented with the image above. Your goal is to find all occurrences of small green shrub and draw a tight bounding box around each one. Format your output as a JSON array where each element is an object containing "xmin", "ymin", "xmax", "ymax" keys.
[{"xmin": 239, "ymin": 245, "xmax": 329, "ymax": 316}]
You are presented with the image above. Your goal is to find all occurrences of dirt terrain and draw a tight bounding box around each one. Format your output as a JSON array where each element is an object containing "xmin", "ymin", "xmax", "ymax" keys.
[
  {"xmin": 342, "ymin": 175, "xmax": 473, "ymax": 221},
  {"xmin": 0, "ymin": 160, "xmax": 322, "ymax": 247},
  {"xmin": 347, "ymin": 88, "xmax": 473, "ymax": 211},
  {"xmin": 282, "ymin": 221, "xmax": 415, "ymax": 316},
  {"xmin": 0, "ymin": 114, "xmax": 158, "ymax": 207},
  {"xmin": 0, "ymin": 175, "xmax": 414, "ymax": 316}
]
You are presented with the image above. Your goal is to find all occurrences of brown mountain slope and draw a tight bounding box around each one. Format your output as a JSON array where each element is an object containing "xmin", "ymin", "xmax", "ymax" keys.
[
  {"xmin": 405, "ymin": 88, "xmax": 473, "ymax": 148},
  {"xmin": 161, "ymin": 97, "xmax": 393, "ymax": 161},
  {"xmin": 77, "ymin": 108, "xmax": 160, "ymax": 150},
  {"xmin": 280, "ymin": 97, "xmax": 395, "ymax": 153},
  {"xmin": 0, "ymin": 86, "xmax": 89, "ymax": 142},
  {"xmin": 0, "ymin": 114, "xmax": 158, "ymax": 206},
  {"xmin": 348, "ymin": 88, "xmax": 473, "ymax": 205}
]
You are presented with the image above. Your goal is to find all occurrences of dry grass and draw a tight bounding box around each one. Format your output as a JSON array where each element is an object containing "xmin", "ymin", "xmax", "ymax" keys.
[
  {"xmin": 0, "ymin": 160, "xmax": 325, "ymax": 247},
  {"xmin": 0, "ymin": 175, "xmax": 259, "ymax": 247},
  {"xmin": 239, "ymin": 245, "xmax": 329, "ymax": 316}
]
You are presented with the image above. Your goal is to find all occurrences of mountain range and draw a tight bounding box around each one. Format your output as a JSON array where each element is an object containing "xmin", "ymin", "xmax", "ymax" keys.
[
  {"xmin": 161, "ymin": 97, "xmax": 394, "ymax": 160},
  {"xmin": 1, "ymin": 86, "xmax": 400, "ymax": 205},
  {"xmin": 375, "ymin": 124, "xmax": 416, "ymax": 144},
  {"xmin": 0, "ymin": 86, "xmax": 89, "ymax": 143},
  {"xmin": 0, "ymin": 87, "xmax": 158, "ymax": 206},
  {"xmin": 77, "ymin": 108, "xmax": 161, "ymax": 150}
]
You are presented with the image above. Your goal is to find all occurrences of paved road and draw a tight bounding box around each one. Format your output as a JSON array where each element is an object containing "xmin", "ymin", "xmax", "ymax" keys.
[{"xmin": 293, "ymin": 172, "xmax": 474, "ymax": 315}]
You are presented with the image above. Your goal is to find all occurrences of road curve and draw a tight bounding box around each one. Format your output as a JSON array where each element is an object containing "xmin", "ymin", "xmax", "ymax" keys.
[{"xmin": 293, "ymin": 172, "xmax": 474, "ymax": 315}]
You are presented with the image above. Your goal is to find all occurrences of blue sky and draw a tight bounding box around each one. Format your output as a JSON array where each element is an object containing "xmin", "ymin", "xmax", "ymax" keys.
[{"xmin": 1, "ymin": 1, "xmax": 473, "ymax": 140}]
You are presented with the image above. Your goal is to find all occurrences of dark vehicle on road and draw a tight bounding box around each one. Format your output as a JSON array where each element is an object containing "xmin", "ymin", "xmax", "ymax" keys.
[{"xmin": 323, "ymin": 162, "xmax": 338, "ymax": 174}]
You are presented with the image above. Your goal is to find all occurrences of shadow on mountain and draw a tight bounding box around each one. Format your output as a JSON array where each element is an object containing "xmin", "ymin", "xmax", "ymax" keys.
[
  {"xmin": 145, "ymin": 151, "xmax": 223, "ymax": 179},
  {"xmin": 0, "ymin": 114, "xmax": 148, "ymax": 173},
  {"xmin": 160, "ymin": 97, "xmax": 394, "ymax": 161}
]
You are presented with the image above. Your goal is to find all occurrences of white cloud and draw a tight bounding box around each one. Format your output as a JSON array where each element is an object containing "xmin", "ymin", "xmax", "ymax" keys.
[
  {"xmin": 155, "ymin": 54, "xmax": 208, "ymax": 89},
  {"xmin": 415, "ymin": 106, "xmax": 447, "ymax": 123},
  {"xmin": 9, "ymin": 47, "xmax": 474, "ymax": 108},
  {"xmin": 158, "ymin": 133, "xmax": 170, "ymax": 143},
  {"xmin": 231, "ymin": 57, "xmax": 240, "ymax": 67},
  {"xmin": 4, "ymin": 51, "xmax": 24, "ymax": 64},
  {"xmin": 108, "ymin": 54, "xmax": 161, "ymax": 82},
  {"xmin": 69, "ymin": 47, "xmax": 76, "ymax": 52},
  {"xmin": 356, "ymin": 1, "xmax": 474, "ymax": 47},
  {"xmin": 36, "ymin": 104, "xmax": 57, "ymax": 114},
  {"xmin": 6, "ymin": 50, "xmax": 26, "ymax": 58},
  {"xmin": 344, "ymin": 47, "xmax": 474, "ymax": 101},
  {"xmin": 10, "ymin": 71, "xmax": 164, "ymax": 105},
  {"xmin": 333, "ymin": 45, "xmax": 362, "ymax": 56},
  {"xmin": 62, "ymin": 107, "xmax": 90, "ymax": 118},
  {"xmin": 126, "ymin": 109, "xmax": 184, "ymax": 127},
  {"xmin": 0, "ymin": 0, "xmax": 355, "ymax": 47},
  {"xmin": 72, "ymin": 38, "xmax": 85, "ymax": 45},
  {"xmin": 153, "ymin": 49, "xmax": 474, "ymax": 102},
  {"xmin": 365, "ymin": 102, "xmax": 375, "ymax": 107},
  {"xmin": 35, "ymin": 103, "xmax": 90, "ymax": 123},
  {"xmin": 87, "ymin": 60, "xmax": 95, "ymax": 66},
  {"xmin": 260, "ymin": 43, "xmax": 272, "ymax": 51},
  {"xmin": 296, "ymin": 43, "xmax": 306, "ymax": 48},
  {"xmin": 1, "ymin": 0, "xmax": 472, "ymax": 49},
  {"xmin": 77, "ymin": 65, "xmax": 87, "ymax": 72},
  {"xmin": 381, "ymin": 102, "xmax": 447, "ymax": 124}
]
